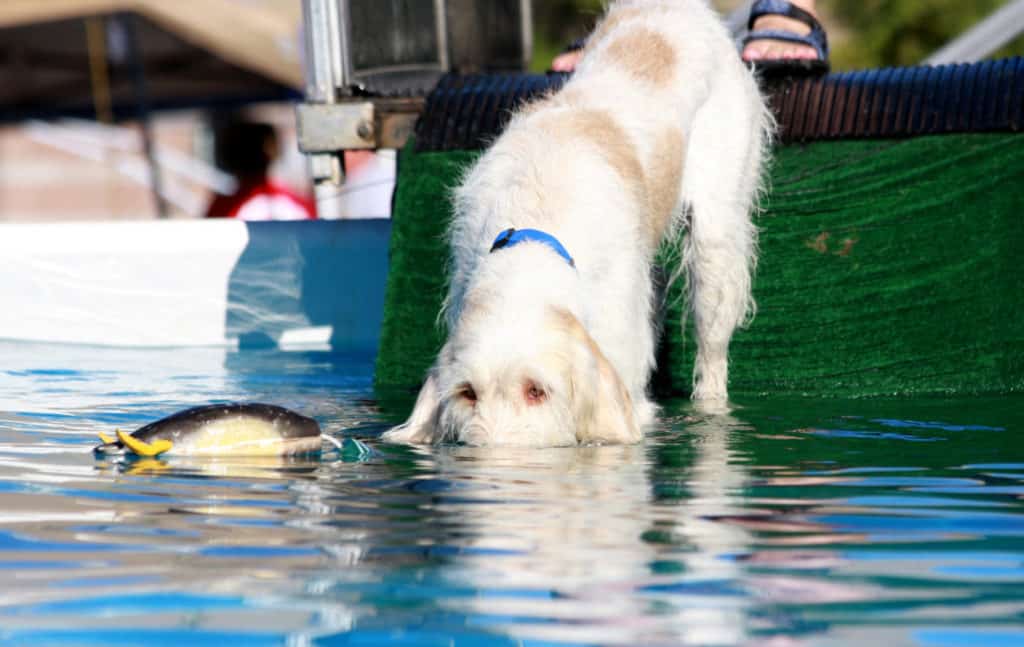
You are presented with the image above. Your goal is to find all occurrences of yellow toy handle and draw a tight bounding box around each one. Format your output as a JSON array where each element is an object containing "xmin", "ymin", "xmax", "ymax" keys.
[{"xmin": 115, "ymin": 430, "xmax": 174, "ymax": 457}]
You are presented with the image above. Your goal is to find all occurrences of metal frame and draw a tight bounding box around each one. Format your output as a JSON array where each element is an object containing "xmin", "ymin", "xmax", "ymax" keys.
[
  {"xmin": 342, "ymin": 0, "xmax": 448, "ymax": 85},
  {"xmin": 304, "ymin": 0, "xmax": 450, "ymax": 96},
  {"xmin": 297, "ymin": 0, "xmax": 531, "ymax": 185},
  {"xmin": 298, "ymin": 0, "xmax": 448, "ymax": 184},
  {"xmin": 296, "ymin": 96, "xmax": 423, "ymax": 152}
]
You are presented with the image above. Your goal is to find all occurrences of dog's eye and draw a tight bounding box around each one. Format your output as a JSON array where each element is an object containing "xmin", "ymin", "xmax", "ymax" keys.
[
  {"xmin": 457, "ymin": 384, "xmax": 477, "ymax": 404},
  {"xmin": 524, "ymin": 381, "xmax": 547, "ymax": 405}
]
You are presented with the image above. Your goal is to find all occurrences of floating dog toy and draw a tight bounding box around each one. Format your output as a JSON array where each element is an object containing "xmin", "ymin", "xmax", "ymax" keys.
[{"xmin": 94, "ymin": 403, "xmax": 323, "ymax": 458}]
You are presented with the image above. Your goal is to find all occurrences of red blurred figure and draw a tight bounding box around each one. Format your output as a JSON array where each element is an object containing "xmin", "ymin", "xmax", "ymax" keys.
[{"xmin": 205, "ymin": 121, "xmax": 316, "ymax": 220}]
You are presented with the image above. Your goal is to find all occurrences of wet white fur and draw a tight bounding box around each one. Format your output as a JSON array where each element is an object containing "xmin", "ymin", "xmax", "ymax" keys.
[{"xmin": 384, "ymin": 0, "xmax": 771, "ymax": 446}]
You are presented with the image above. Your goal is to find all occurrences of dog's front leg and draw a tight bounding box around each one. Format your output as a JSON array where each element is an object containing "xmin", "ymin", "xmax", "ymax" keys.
[{"xmin": 382, "ymin": 372, "xmax": 442, "ymax": 444}]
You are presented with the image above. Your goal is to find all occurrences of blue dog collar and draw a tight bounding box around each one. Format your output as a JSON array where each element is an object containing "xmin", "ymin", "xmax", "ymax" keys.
[{"xmin": 489, "ymin": 228, "xmax": 575, "ymax": 268}]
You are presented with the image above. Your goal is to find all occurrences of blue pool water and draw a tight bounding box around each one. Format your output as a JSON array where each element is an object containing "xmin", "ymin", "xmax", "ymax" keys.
[{"xmin": 1, "ymin": 340, "xmax": 1023, "ymax": 646}]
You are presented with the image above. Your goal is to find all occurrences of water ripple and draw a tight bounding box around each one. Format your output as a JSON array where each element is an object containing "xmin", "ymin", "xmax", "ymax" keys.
[{"xmin": 0, "ymin": 345, "xmax": 1022, "ymax": 645}]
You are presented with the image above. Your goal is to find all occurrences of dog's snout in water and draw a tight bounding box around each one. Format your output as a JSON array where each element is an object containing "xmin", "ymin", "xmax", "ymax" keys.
[{"xmin": 93, "ymin": 403, "xmax": 322, "ymax": 457}]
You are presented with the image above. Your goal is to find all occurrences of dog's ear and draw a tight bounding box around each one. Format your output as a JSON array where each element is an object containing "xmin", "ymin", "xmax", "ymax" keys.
[
  {"xmin": 582, "ymin": 343, "xmax": 641, "ymax": 444},
  {"xmin": 381, "ymin": 371, "xmax": 441, "ymax": 444},
  {"xmin": 553, "ymin": 309, "xmax": 641, "ymax": 444}
]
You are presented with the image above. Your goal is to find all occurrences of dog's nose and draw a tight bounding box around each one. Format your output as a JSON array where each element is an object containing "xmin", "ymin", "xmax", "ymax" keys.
[{"xmin": 459, "ymin": 423, "xmax": 492, "ymax": 446}]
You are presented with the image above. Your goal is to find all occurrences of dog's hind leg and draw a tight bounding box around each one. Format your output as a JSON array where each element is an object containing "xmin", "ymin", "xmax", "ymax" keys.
[{"xmin": 679, "ymin": 72, "xmax": 769, "ymax": 401}]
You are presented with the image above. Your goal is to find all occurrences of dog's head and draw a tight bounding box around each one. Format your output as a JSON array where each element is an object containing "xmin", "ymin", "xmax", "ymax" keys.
[{"xmin": 383, "ymin": 306, "xmax": 640, "ymax": 447}]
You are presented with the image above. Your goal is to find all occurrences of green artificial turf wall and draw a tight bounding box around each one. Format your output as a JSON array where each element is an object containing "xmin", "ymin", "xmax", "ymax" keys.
[{"xmin": 375, "ymin": 133, "xmax": 1024, "ymax": 398}]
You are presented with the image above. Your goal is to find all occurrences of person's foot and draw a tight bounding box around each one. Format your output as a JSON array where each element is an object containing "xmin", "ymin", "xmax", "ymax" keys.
[
  {"xmin": 742, "ymin": 12, "xmax": 821, "ymax": 62},
  {"xmin": 554, "ymin": 1, "xmax": 828, "ymax": 72}
]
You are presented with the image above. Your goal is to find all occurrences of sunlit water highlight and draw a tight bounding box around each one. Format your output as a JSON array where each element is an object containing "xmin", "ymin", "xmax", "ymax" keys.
[{"xmin": 1, "ymin": 340, "xmax": 1022, "ymax": 646}]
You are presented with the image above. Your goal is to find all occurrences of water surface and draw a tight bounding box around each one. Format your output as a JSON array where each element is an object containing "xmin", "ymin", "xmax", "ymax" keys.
[{"xmin": 1, "ymin": 340, "xmax": 1022, "ymax": 646}]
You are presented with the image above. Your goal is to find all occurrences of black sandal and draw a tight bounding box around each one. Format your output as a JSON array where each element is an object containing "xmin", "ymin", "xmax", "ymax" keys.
[{"xmin": 742, "ymin": 0, "xmax": 830, "ymax": 77}]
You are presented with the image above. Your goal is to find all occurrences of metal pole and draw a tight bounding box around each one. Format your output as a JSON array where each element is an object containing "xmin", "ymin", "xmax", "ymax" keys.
[
  {"xmin": 84, "ymin": 17, "xmax": 114, "ymax": 124},
  {"xmin": 519, "ymin": 0, "xmax": 533, "ymax": 70},
  {"xmin": 302, "ymin": 0, "xmax": 345, "ymax": 101},
  {"xmin": 121, "ymin": 13, "xmax": 168, "ymax": 219},
  {"xmin": 301, "ymin": 0, "xmax": 346, "ymax": 185},
  {"xmin": 925, "ymin": 0, "xmax": 1024, "ymax": 65}
]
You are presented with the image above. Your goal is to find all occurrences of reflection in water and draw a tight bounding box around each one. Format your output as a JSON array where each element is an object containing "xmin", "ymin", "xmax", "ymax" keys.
[
  {"xmin": 419, "ymin": 444, "xmax": 659, "ymax": 645},
  {"xmin": 1, "ymin": 343, "xmax": 1024, "ymax": 645},
  {"xmin": 646, "ymin": 408, "xmax": 754, "ymax": 645},
  {"xmin": 301, "ymin": 408, "xmax": 755, "ymax": 645}
]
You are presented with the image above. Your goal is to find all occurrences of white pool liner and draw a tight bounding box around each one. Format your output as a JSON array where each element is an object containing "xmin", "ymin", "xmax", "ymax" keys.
[{"xmin": 0, "ymin": 219, "xmax": 389, "ymax": 351}]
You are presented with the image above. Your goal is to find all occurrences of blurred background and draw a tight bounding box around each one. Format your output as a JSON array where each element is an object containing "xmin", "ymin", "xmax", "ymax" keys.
[
  {"xmin": 535, "ymin": 0, "xmax": 1024, "ymax": 72},
  {"xmin": 1, "ymin": 0, "xmax": 1021, "ymax": 223}
]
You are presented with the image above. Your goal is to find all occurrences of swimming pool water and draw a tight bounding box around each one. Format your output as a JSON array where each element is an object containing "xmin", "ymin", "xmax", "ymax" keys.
[{"xmin": 1, "ymin": 340, "xmax": 1022, "ymax": 646}]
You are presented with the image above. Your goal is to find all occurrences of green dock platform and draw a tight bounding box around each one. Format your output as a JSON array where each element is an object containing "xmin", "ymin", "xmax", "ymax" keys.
[{"xmin": 376, "ymin": 61, "xmax": 1024, "ymax": 399}]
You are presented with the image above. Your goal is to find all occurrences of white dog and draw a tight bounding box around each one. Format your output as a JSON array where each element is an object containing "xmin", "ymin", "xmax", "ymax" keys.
[{"xmin": 384, "ymin": 0, "xmax": 770, "ymax": 446}]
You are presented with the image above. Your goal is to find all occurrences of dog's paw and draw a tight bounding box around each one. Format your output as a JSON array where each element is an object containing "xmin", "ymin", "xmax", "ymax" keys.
[
  {"xmin": 691, "ymin": 376, "xmax": 728, "ymax": 402},
  {"xmin": 380, "ymin": 423, "xmax": 435, "ymax": 445},
  {"xmin": 692, "ymin": 355, "xmax": 730, "ymax": 402}
]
